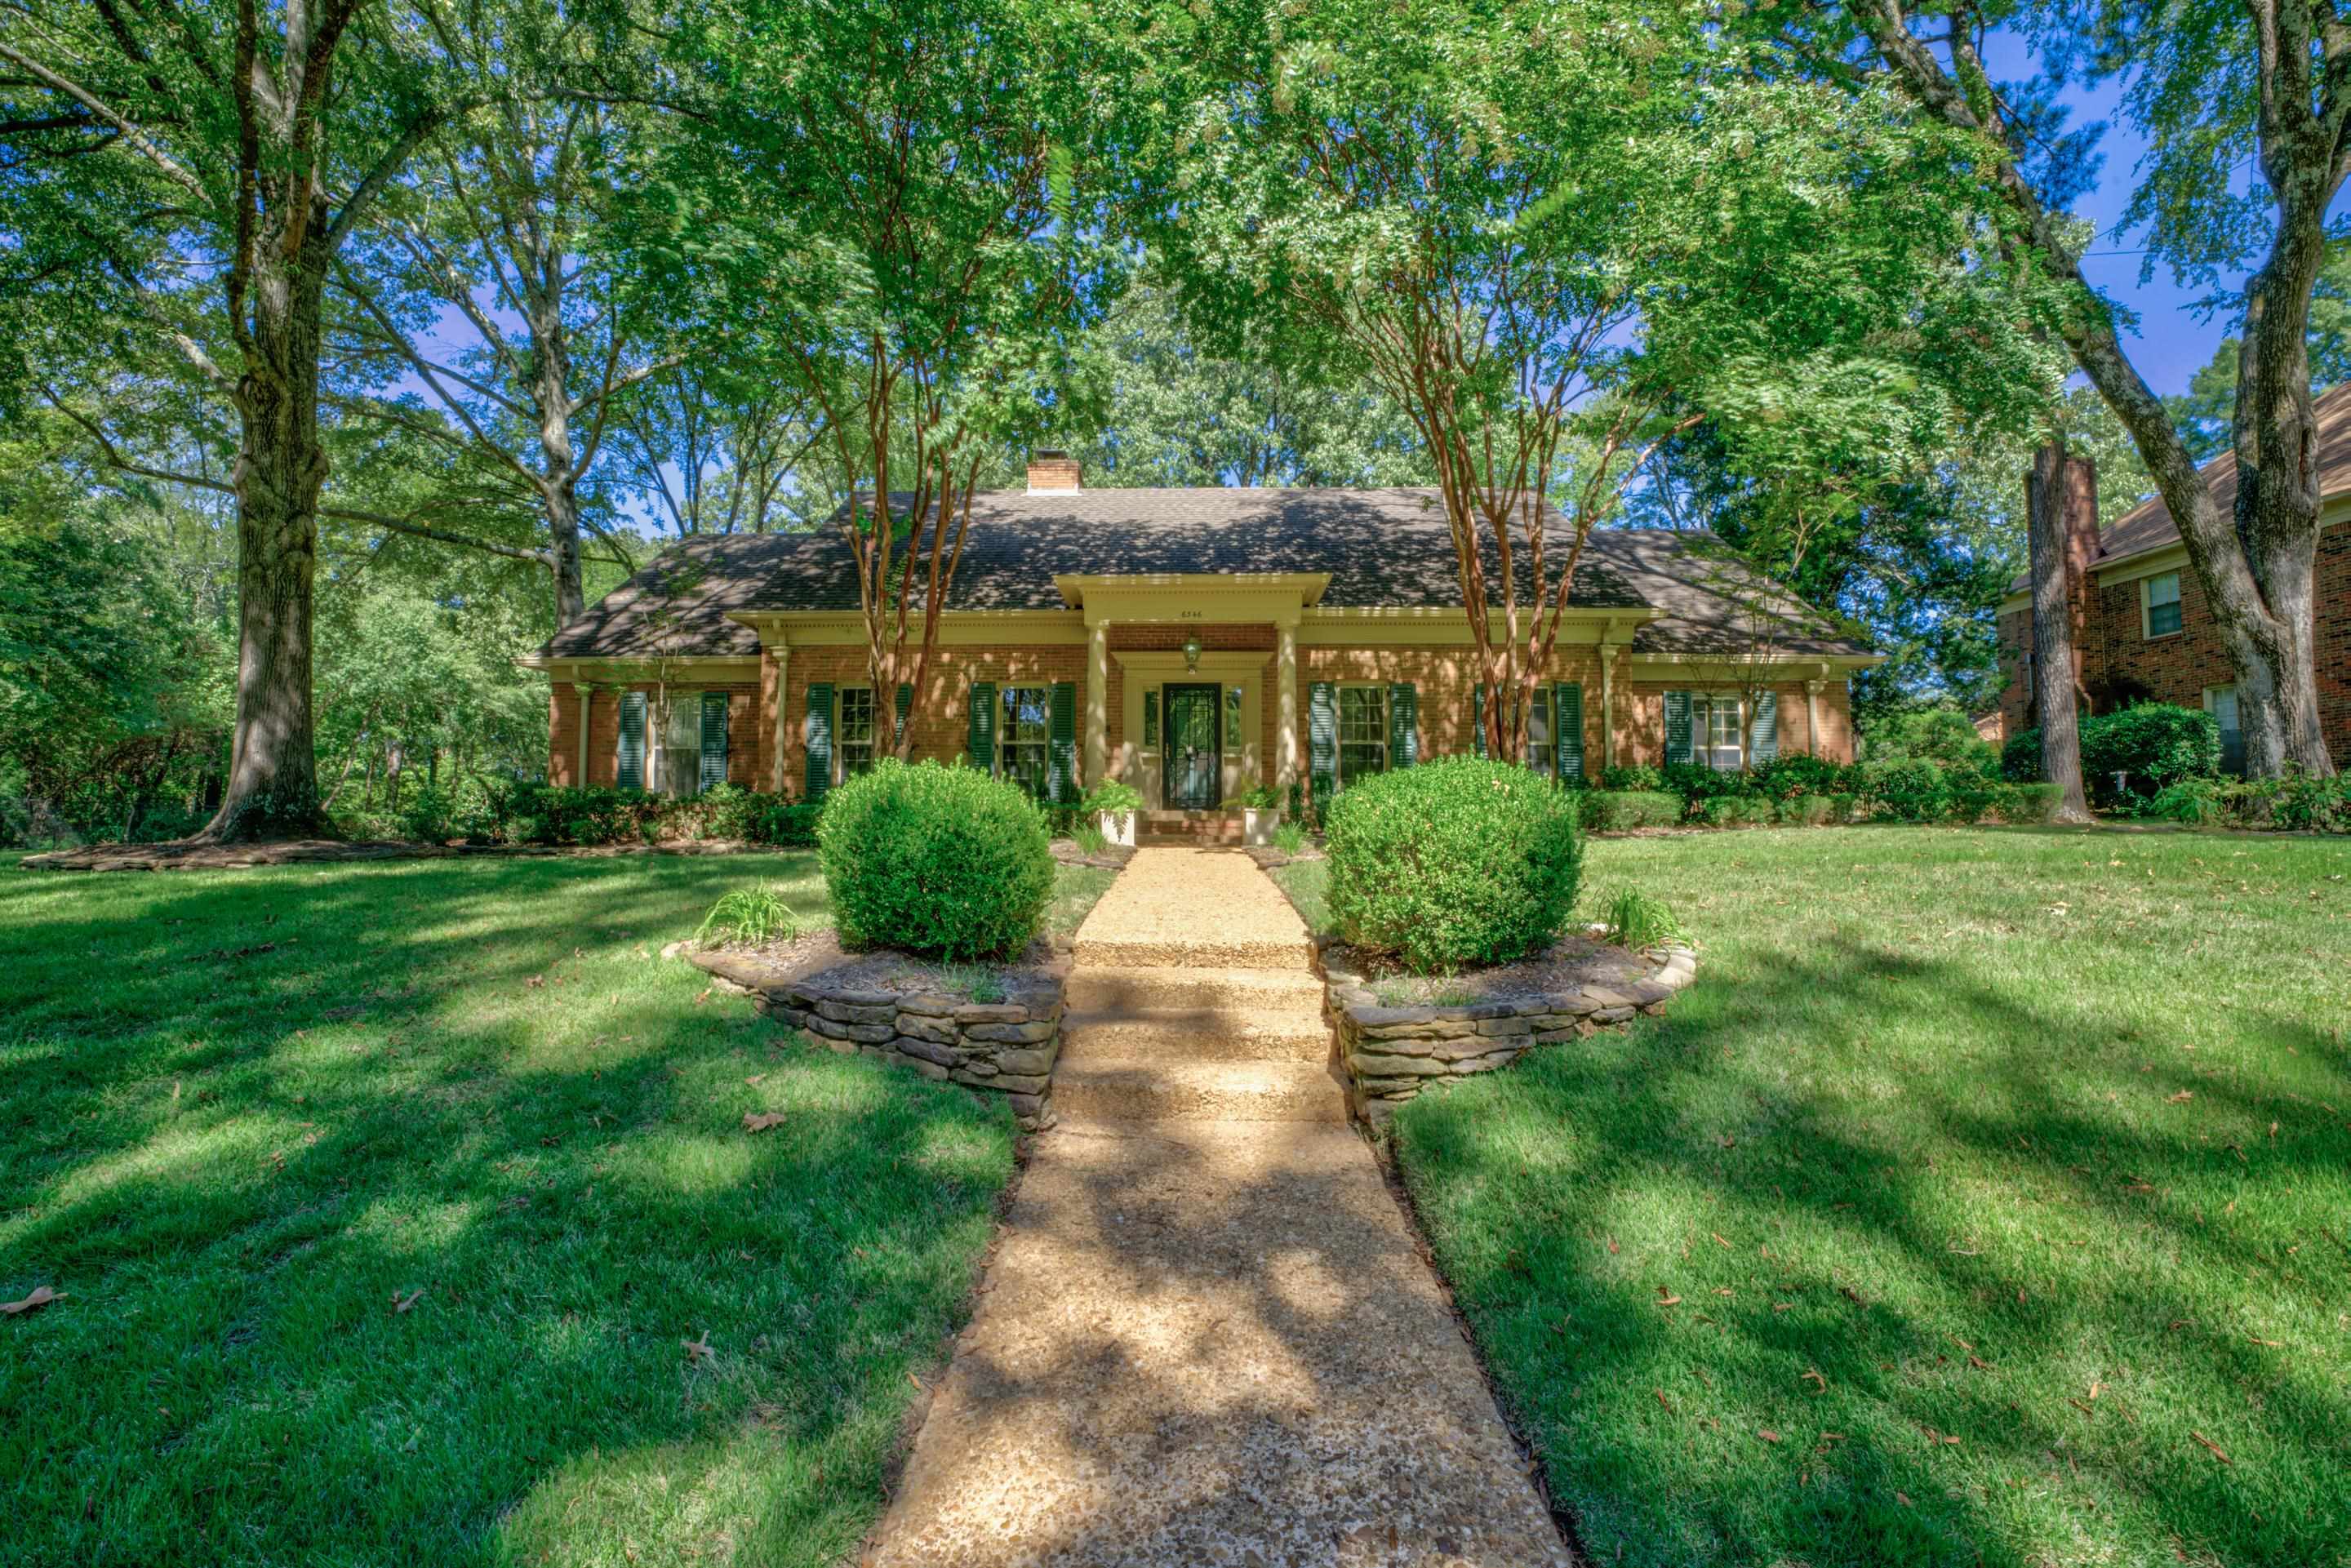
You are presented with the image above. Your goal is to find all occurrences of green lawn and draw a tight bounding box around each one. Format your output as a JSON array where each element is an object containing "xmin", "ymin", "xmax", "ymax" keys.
[
  {"xmin": 0, "ymin": 851, "xmax": 1109, "ymax": 1567},
  {"xmin": 1275, "ymin": 827, "xmax": 2351, "ymax": 1568}
]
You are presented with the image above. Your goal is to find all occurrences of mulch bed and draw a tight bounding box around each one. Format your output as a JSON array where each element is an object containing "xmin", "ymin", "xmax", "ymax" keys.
[
  {"xmin": 710, "ymin": 927, "xmax": 1064, "ymax": 1000},
  {"xmin": 20, "ymin": 837, "xmax": 796, "ymax": 873},
  {"xmin": 1327, "ymin": 931, "xmax": 1651, "ymax": 1006}
]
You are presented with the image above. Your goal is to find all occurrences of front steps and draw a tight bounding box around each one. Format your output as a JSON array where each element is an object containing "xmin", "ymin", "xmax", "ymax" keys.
[
  {"xmin": 1137, "ymin": 809, "xmax": 1243, "ymax": 846},
  {"xmin": 1057, "ymin": 848, "xmax": 1343, "ymax": 1124}
]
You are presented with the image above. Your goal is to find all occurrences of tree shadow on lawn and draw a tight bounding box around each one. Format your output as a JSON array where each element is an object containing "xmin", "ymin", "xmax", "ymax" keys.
[
  {"xmin": 0, "ymin": 858, "xmax": 1011, "ymax": 1567},
  {"xmin": 1393, "ymin": 931, "xmax": 2351, "ymax": 1568}
]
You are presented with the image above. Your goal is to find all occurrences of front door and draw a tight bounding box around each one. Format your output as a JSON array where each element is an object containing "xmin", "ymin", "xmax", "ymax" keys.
[{"xmin": 1162, "ymin": 684, "xmax": 1222, "ymax": 809}]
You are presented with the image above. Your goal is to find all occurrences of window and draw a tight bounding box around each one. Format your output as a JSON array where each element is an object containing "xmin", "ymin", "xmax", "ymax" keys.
[
  {"xmin": 1693, "ymin": 692, "xmax": 1744, "ymax": 771},
  {"xmin": 1142, "ymin": 686, "xmax": 1159, "ymax": 748},
  {"xmin": 836, "ymin": 686, "xmax": 876, "ymax": 780},
  {"xmin": 999, "ymin": 686, "xmax": 1051, "ymax": 797},
  {"xmin": 1224, "ymin": 684, "xmax": 1242, "ymax": 757},
  {"xmin": 1338, "ymin": 685, "xmax": 1388, "ymax": 786},
  {"xmin": 1526, "ymin": 691, "xmax": 1555, "ymax": 775},
  {"xmin": 2205, "ymin": 686, "xmax": 2245, "ymax": 776},
  {"xmin": 2145, "ymin": 571, "xmax": 2183, "ymax": 637}
]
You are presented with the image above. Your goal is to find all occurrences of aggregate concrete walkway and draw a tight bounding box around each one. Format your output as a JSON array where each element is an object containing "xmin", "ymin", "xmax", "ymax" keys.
[{"xmin": 868, "ymin": 849, "xmax": 1571, "ymax": 1568}]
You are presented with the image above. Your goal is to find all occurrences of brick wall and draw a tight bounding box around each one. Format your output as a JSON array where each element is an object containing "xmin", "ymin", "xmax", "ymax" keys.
[
  {"xmin": 1997, "ymin": 531, "xmax": 2349, "ymax": 761},
  {"xmin": 1611, "ymin": 677, "xmax": 1852, "ymax": 768},
  {"xmin": 776, "ymin": 644, "xmax": 1087, "ymax": 797}
]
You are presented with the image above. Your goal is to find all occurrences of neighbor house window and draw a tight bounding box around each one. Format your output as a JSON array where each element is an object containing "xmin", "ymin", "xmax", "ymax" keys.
[
  {"xmin": 1693, "ymin": 693, "xmax": 1744, "ymax": 771},
  {"xmin": 2144, "ymin": 571, "xmax": 2183, "ymax": 637},
  {"xmin": 2205, "ymin": 686, "xmax": 2245, "ymax": 776},
  {"xmin": 999, "ymin": 686, "xmax": 1051, "ymax": 797},
  {"xmin": 1526, "ymin": 691, "xmax": 1555, "ymax": 775},
  {"xmin": 836, "ymin": 686, "xmax": 876, "ymax": 780},
  {"xmin": 1339, "ymin": 685, "xmax": 1388, "ymax": 785}
]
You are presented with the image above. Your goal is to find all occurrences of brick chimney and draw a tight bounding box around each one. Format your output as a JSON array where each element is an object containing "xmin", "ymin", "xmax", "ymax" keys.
[{"xmin": 1025, "ymin": 450, "xmax": 1081, "ymax": 494}]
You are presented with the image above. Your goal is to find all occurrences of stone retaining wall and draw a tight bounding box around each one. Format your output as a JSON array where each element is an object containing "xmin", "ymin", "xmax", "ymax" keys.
[
  {"xmin": 690, "ymin": 949, "xmax": 1067, "ymax": 1130},
  {"xmin": 1322, "ymin": 942, "xmax": 1697, "ymax": 1125}
]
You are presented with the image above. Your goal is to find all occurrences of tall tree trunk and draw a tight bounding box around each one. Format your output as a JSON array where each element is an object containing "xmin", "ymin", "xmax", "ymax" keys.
[
  {"xmin": 197, "ymin": 221, "xmax": 333, "ymax": 842},
  {"xmin": 2027, "ymin": 444, "xmax": 2093, "ymax": 824},
  {"xmin": 532, "ymin": 289, "xmax": 589, "ymax": 628}
]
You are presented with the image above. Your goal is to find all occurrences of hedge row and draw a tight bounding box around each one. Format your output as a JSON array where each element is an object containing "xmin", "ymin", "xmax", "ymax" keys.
[
  {"xmin": 350, "ymin": 780, "xmax": 824, "ymax": 848},
  {"xmin": 1578, "ymin": 780, "xmax": 2065, "ymax": 833}
]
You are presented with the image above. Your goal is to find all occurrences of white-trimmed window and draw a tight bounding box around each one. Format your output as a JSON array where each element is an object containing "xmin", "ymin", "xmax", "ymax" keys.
[
  {"xmin": 2204, "ymin": 685, "xmax": 2245, "ymax": 775},
  {"xmin": 1339, "ymin": 685, "xmax": 1388, "ymax": 785},
  {"xmin": 999, "ymin": 686, "xmax": 1051, "ymax": 797},
  {"xmin": 1693, "ymin": 692, "xmax": 1744, "ymax": 771},
  {"xmin": 2144, "ymin": 571, "xmax": 2183, "ymax": 637},
  {"xmin": 1526, "ymin": 693, "xmax": 1556, "ymax": 775},
  {"xmin": 836, "ymin": 686, "xmax": 877, "ymax": 780}
]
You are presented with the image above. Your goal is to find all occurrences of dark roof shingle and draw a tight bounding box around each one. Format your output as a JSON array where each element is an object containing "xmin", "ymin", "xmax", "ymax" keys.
[{"xmin": 542, "ymin": 486, "xmax": 1869, "ymax": 660}]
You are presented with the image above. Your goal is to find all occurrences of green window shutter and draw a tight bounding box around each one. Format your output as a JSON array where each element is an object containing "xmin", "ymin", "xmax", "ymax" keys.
[
  {"xmin": 1664, "ymin": 690, "xmax": 1694, "ymax": 766},
  {"xmin": 1309, "ymin": 682, "xmax": 1337, "ymax": 803},
  {"xmin": 803, "ymin": 682, "xmax": 833, "ymax": 802},
  {"xmin": 1047, "ymin": 681, "xmax": 1077, "ymax": 802},
  {"xmin": 1751, "ymin": 690, "xmax": 1778, "ymax": 766},
  {"xmin": 699, "ymin": 691, "xmax": 730, "ymax": 791},
  {"xmin": 1389, "ymin": 682, "xmax": 1417, "ymax": 766},
  {"xmin": 616, "ymin": 691, "xmax": 647, "ymax": 791},
  {"xmin": 1557, "ymin": 683, "xmax": 1584, "ymax": 781},
  {"xmin": 895, "ymin": 682, "xmax": 913, "ymax": 753},
  {"xmin": 1472, "ymin": 684, "xmax": 1487, "ymax": 758},
  {"xmin": 967, "ymin": 681, "xmax": 997, "ymax": 771}
]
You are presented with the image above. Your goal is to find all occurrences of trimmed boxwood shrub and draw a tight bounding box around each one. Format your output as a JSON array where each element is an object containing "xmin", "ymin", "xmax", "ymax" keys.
[
  {"xmin": 1701, "ymin": 796, "xmax": 1773, "ymax": 828},
  {"xmin": 1580, "ymin": 789, "xmax": 1685, "ymax": 831},
  {"xmin": 1324, "ymin": 757, "xmax": 1582, "ymax": 974},
  {"xmin": 817, "ymin": 760, "xmax": 1054, "ymax": 961}
]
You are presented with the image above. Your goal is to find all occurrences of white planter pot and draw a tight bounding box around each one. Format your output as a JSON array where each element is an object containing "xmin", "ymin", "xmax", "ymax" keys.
[
  {"xmin": 1098, "ymin": 810, "xmax": 1136, "ymax": 848},
  {"xmin": 1241, "ymin": 808, "xmax": 1277, "ymax": 847}
]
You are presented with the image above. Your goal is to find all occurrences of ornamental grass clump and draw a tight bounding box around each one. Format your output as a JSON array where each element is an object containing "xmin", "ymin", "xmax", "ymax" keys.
[
  {"xmin": 817, "ymin": 760, "xmax": 1054, "ymax": 961},
  {"xmin": 1323, "ymin": 757, "xmax": 1581, "ymax": 974},
  {"xmin": 693, "ymin": 882, "xmax": 802, "ymax": 947}
]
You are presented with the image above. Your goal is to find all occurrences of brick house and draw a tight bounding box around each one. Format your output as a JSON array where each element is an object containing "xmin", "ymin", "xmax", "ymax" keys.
[
  {"xmin": 1995, "ymin": 388, "xmax": 2351, "ymax": 773},
  {"xmin": 525, "ymin": 456, "xmax": 1875, "ymax": 815}
]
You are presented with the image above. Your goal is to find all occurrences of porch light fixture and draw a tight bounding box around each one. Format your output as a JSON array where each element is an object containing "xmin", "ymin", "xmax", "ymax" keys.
[{"xmin": 1182, "ymin": 633, "xmax": 1202, "ymax": 670}]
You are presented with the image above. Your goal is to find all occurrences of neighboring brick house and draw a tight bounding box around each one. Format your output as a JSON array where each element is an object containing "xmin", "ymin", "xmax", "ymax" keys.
[
  {"xmin": 526, "ymin": 455, "xmax": 1875, "ymax": 814},
  {"xmin": 1996, "ymin": 387, "xmax": 2351, "ymax": 774}
]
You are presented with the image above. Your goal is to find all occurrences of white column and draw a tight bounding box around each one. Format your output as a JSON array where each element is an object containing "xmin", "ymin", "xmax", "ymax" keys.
[
  {"xmin": 1085, "ymin": 621, "xmax": 1109, "ymax": 786},
  {"xmin": 1805, "ymin": 678, "xmax": 1824, "ymax": 757},
  {"xmin": 768, "ymin": 647, "xmax": 790, "ymax": 792},
  {"xmin": 1598, "ymin": 655, "xmax": 1616, "ymax": 771},
  {"xmin": 572, "ymin": 682, "xmax": 593, "ymax": 786},
  {"xmin": 1276, "ymin": 622, "xmax": 1300, "ymax": 796}
]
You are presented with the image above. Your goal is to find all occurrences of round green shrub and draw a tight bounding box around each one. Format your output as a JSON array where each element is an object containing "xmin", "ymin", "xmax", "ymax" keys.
[
  {"xmin": 1323, "ymin": 757, "xmax": 1582, "ymax": 973},
  {"xmin": 816, "ymin": 760, "xmax": 1054, "ymax": 961}
]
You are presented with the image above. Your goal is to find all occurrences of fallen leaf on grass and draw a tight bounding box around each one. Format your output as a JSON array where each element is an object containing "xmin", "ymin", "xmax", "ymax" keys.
[
  {"xmin": 1758, "ymin": 1429, "xmax": 1782, "ymax": 1444},
  {"xmin": 2, "ymin": 1286, "xmax": 64, "ymax": 1315},
  {"xmin": 2189, "ymin": 1430, "xmax": 2232, "ymax": 1464},
  {"xmin": 2167, "ymin": 1090, "xmax": 2194, "ymax": 1104},
  {"xmin": 745, "ymin": 1074, "xmax": 767, "ymax": 1085},
  {"xmin": 743, "ymin": 1112, "xmax": 789, "ymax": 1133},
  {"xmin": 1656, "ymin": 1292, "xmax": 1683, "ymax": 1308},
  {"xmin": 683, "ymin": 1330, "xmax": 713, "ymax": 1362},
  {"xmin": 1606, "ymin": 1236, "xmax": 1620, "ymax": 1255},
  {"xmin": 1895, "ymin": 1491, "xmax": 1913, "ymax": 1508},
  {"xmin": 1711, "ymin": 1233, "xmax": 1731, "ymax": 1248},
  {"xmin": 1802, "ymin": 1369, "xmax": 1827, "ymax": 1390},
  {"xmin": 391, "ymin": 1288, "xmax": 424, "ymax": 1314},
  {"xmin": 1655, "ymin": 1388, "xmax": 1673, "ymax": 1411},
  {"xmin": 695, "ymin": 988, "xmax": 712, "ymax": 1006}
]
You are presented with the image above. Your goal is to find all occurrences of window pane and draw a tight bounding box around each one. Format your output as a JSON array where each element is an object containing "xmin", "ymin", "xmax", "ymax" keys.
[
  {"xmin": 1700, "ymin": 695, "xmax": 1742, "ymax": 771},
  {"xmin": 838, "ymin": 687, "xmax": 875, "ymax": 779},
  {"xmin": 1525, "ymin": 691, "xmax": 1552, "ymax": 771},
  {"xmin": 1339, "ymin": 687, "xmax": 1387, "ymax": 785},
  {"xmin": 1142, "ymin": 689, "xmax": 1158, "ymax": 748},
  {"xmin": 2148, "ymin": 573, "xmax": 2182, "ymax": 636},
  {"xmin": 1224, "ymin": 685, "xmax": 1242, "ymax": 755},
  {"xmin": 1001, "ymin": 686, "xmax": 1051, "ymax": 797}
]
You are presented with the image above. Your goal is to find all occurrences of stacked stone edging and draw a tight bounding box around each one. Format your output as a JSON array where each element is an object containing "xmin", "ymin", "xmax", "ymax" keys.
[
  {"xmin": 689, "ymin": 948, "xmax": 1067, "ymax": 1130},
  {"xmin": 1321, "ymin": 939, "xmax": 1697, "ymax": 1124}
]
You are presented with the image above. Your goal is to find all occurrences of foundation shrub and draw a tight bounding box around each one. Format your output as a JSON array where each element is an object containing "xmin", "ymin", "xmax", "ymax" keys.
[
  {"xmin": 1324, "ymin": 757, "xmax": 1582, "ymax": 974},
  {"xmin": 1579, "ymin": 789, "xmax": 1685, "ymax": 831},
  {"xmin": 817, "ymin": 759, "xmax": 1053, "ymax": 961}
]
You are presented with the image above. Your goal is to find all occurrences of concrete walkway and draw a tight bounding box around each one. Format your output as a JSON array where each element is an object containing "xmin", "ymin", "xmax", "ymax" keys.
[{"xmin": 868, "ymin": 849, "xmax": 1570, "ymax": 1567}]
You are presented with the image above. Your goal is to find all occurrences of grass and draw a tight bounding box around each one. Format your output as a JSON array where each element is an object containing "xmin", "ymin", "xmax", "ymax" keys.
[
  {"xmin": 0, "ymin": 850, "xmax": 1113, "ymax": 1566},
  {"xmin": 1275, "ymin": 826, "xmax": 2351, "ymax": 1566}
]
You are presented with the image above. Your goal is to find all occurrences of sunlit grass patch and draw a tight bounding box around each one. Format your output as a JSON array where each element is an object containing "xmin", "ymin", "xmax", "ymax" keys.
[
  {"xmin": 1387, "ymin": 826, "xmax": 2351, "ymax": 1568},
  {"xmin": 0, "ymin": 851, "xmax": 1016, "ymax": 1566}
]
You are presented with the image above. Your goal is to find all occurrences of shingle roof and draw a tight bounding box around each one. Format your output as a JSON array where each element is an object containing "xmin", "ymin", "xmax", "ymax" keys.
[
  {"xmin": 541, "ymin": 486, "xmax": 1870, "ymax": 660},
  {"xmin": 2007, "ymin": 380, "xmax": 2351, "ymax": 592}
]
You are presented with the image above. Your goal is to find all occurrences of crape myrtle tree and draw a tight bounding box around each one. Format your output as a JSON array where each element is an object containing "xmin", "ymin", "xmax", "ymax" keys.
[
  {"xmin": 1137, "ymin": 0, "xmax": 2053, "ymax": 764},
  {"xmin": 659, "ymin": 0, "xmax": 1128, "ymax": 758},
  {"xmin": 1780, "ymin": 0, "xmax": 2344, "ymax": 778},
  {"xmin": 0, "ymin": 0, "xmax": 474, "ymax": 839}
]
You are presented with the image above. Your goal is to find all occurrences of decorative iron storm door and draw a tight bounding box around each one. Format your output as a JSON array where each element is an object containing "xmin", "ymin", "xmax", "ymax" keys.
[{"xmin": 1161, "ymin": 684, "xmax": 1222, "ymax": 809}]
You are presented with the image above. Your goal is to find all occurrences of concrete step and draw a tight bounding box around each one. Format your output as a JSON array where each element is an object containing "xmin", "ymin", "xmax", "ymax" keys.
[
  {"xmin": 1060, "ymin": 1008, "xmax": 1331, "ymax": 1065},
  {"xmin": 1073, "ymin": 935, "xmax": 1315, "ymax": 972},
  {"xmin": 1065, "ymin": 964, "xmax": 1327, "ymax": 1015},
  {"xmin": 1051, "ymin": 1058, "xmax": 1349, "ymax": 1123}
]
